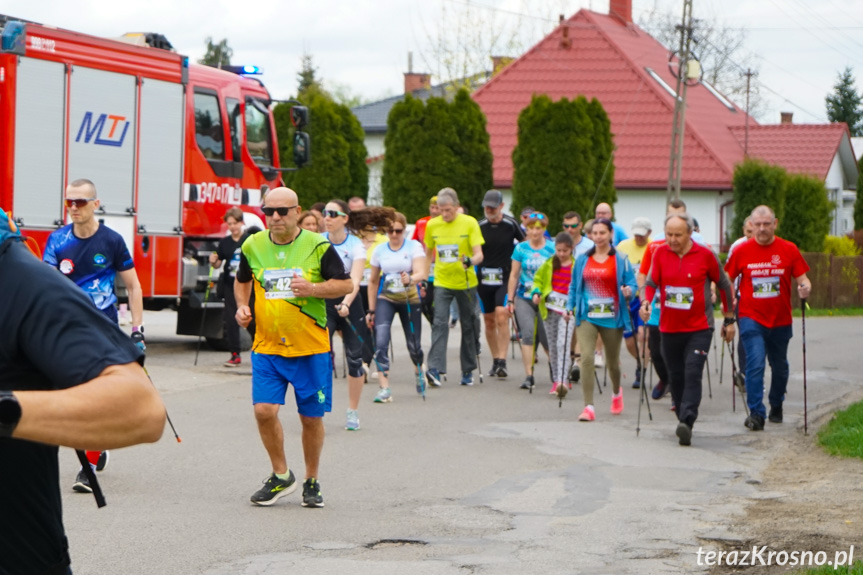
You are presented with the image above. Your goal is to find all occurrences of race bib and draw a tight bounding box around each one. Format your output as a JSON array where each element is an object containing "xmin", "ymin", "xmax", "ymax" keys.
[
  {"xmin": 665, "ymin": 286, "xmax": 694, "ymax": 310},
  {"xmin": 437, "ymin": 244, "xmax": 459, "ymax": 263},
  {"xmin": 752, "ymin": 276, "xmax": 780, "ymax": 299},
  {"xmin": 429, "ymin": 262, "xmax": 435, "ymax": 277},
  {"xmin": 522, "ymin": 280, "xmax": 534, "ymax": 299},
  {"xmin": 587, "ymin": 297, "xmax": 615, "ymax": 318},
  {"xmin": 384, "ymin": 273, "xmax": 405, "ymax": 294},
  {"xmin": 481, "ymin": 267, "xmax": 504, "ymax": 286},
  {"xmin": 546, "ymin": 291, "xmax": 567, "ymax": 314},
  {"xmin": 262, "ymin": 268, "xmax": 303, "ymax": 300},
  {"xmin": 361, "ymin": 267, "xmax": 372, "ymax": 286}
]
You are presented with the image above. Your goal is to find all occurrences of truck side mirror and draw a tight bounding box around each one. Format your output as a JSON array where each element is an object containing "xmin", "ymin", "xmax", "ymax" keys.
[
  {"xmin": 293, "ymin": 132, "xmax": 310, "ymax": 167},
  {"xmin": 291, "ymin": 106, "xmax": 309, "ymax": 129}
]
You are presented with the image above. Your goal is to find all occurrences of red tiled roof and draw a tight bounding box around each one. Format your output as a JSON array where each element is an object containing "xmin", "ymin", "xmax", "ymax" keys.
[
  {"xmin": 472, "ymin": 10, "xmax": 755, "ymax": 190},
  {"xmin": 728, "ymin": 124, "xmax": 849, "ymax": 180}
]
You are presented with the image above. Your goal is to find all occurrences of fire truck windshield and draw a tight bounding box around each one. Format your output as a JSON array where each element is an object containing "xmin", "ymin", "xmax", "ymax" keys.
[{"xmin": 245, "ymin": 97, "xmax": 272, "ymax": 166}]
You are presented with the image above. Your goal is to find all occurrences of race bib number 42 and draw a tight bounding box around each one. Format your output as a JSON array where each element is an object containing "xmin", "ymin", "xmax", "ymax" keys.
[
  {"xmin": 665, "ymin": 286, "xmax": 694, "ymax": 310},
  {"xmin": 752, "ymin": 276, "xmax": 780, "ymax": 299},
  {"xmin": 262, "ymin": 268, "xmax": 303, "ymax": 299}
]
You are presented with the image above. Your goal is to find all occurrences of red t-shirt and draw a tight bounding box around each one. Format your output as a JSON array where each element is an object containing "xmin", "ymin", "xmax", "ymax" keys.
[
  {"xmin": 551, "ymin": 264, "xmax": 572, "ymax": 294},
  {"xmin": 639, "ymin": 239, "xmax": 666, "ymax": 277},
  {"xmin": 724, "ymin": 236, "xmax": 809, "ymax": 328},
  {"xmin": 412, "ymin": 216, "xmax": 431, "ymax": 247},
  {"xmin": 645, "ymin": 242, "xmax": 729, "ymax": 333}
]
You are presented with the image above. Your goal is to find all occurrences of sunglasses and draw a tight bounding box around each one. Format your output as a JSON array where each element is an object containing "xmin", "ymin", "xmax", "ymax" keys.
[
  {"xmin": 527, "ymin": 223, "xmax": 547, "ymax": 229},
  {"xmin": 65, "ymin": 198, "xmax": 96, "ymax": 209},
  {"xmin": 562, "ymin": 222, "xmax": 581, "ymax": 229},
  {"xmin": 388, "ymin": 228, "xmax": 405, "ymax": 235},
  {"xmin": 323, "ymin": 209, "xmax": 347, "ymax": 218},
  {"xmin": 261, "ymin": 205, "xmax": 297, "ymax": 216}
]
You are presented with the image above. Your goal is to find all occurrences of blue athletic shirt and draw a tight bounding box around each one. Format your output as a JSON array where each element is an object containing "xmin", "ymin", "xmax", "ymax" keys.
[
  {"xmin": 511, "ymin": 239, "xmax": 555, "ymax": 300},
  {"xmin": 43, "ymin": 224, "xmax": 134, "ymax": 318}
]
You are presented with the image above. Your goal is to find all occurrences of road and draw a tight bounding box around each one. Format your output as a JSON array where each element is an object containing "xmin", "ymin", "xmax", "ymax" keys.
[{"xmin": 61, "ymin": 311, "xmax": 862, "ymax": 574}]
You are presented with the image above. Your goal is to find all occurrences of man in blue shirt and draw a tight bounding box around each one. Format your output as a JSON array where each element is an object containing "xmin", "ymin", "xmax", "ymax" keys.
[
  {"xmin": 594, "ymin": 202, "xmax": 628, "ymax": 247},
  {"xmin": 43, "ymin": 178, "xmax": 146, "ymax": 493}
]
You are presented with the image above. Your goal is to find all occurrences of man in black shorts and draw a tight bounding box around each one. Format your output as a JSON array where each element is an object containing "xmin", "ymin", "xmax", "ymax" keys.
[
  {"xmin": 0, "ymin": 208, "xmax": 165, "ymax": 575},
  {"xmin": 478, "ymin": 190, "xmax": 525, "ymax": 377}
]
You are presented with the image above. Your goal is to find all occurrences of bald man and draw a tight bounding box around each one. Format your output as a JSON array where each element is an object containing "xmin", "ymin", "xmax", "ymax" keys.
[
  {"xmin": 235, "ymin": 187, "xmax": 353, "ymax": 508},
  {"xmin": 594, "ymin": 202, "xmax": 628, "ymax": 247}
]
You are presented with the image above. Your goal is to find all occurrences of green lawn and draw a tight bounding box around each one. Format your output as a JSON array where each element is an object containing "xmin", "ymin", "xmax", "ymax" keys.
[
  {"xmin": 818, "ymin": 401, "xmax": 863, "ymax": 460},
  {"xmin": 792, "ymin": 307, "xmax": 863, "ymax": 317},
  {"xmin": 797, "ymin": 561, "xmax": 863, "ymax": 574}
]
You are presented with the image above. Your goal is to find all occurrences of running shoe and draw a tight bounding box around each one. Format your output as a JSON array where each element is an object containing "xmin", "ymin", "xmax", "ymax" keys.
[
  {"xmin": 96, "ymin": 451, "xmax": 109, "ymax": 472},
  {"xmin": 744, "ymin": 414, "xmax": 765, "ymax": 431},
  {"xmin": 460, "ymin": 372, "xmax": 474, "ymax": 386},
  {"xmin": 373, "ymin": 387, "xmax": 392, "ymax": 403},
  {"xmin": 72, "ymin": 469, "xmax": 92, "ymax": 493},
  {"xmin": 488, "ymin": 359, "xmax": 501, "ymax": 378},
  {"xmin": 631, "ymin": 374, "xmax": 641, "ymax": 389},
  {"xmin": 768, "ymin": 404, "xmax": 783, "ymax": 423},
  {"xmin": 426, "ymin": 368, "xmax": 442, "ymax": 388},
  {"xmin": 495, "ymin": 360, "xmax": 508, "ymax": 378},
  {"xmin": 578, "ymin": 405, "xmax": 596, "ymax": 422},
  {"xmin": 568, "ymin": 364, "xmax": 580, "ymax": 383},
  {"xmin": 611, "ymin": 391, "xmax": 624, "ymax": 415},
  {"xmin": 250, "ymin": 471, "xmax": 297, "ymax": 506},
  {"xmin": 676, "ymin": 422, "xmax": 692, "ymax": 446},
  {"xmin": 345, "ymin": 409, "xmax": 360, "ymax": 431},
  {"xmin": 594, "ymin": 351, "xmax": 605, "ymax": 369},
  {"xmin": 519, "ymin": 375, "xmax": 534, "ymax": 390},
  {"xmin": 549, "ymin": 382, "xmax": 560, "ymax": 395},
  {"xmin": 416, "ymin": 364, "xmax": 426, "ymax": 396},
  {"xmin": 302, "ymin": 478, "xmax": 324, "ymax": 508},
  {"xmin": 224, "ymin": 353, "xmax": 241, "ymax": 367},
  {"xmin": 652, "ymin": 380, "xmax": 668, "ymax": 400}
]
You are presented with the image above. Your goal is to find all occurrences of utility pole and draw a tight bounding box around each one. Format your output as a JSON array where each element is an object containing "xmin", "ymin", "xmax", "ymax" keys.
[
  {"xmin": 743, "ymin": 68, "xmax": 756, "ymax": 158},
  {"xmin": 666, "ymin": 0, "xmax": 698, "ymax": 205}
]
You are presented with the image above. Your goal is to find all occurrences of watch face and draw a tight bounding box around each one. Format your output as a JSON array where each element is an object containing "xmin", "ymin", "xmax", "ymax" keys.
[{"xmin": 0, "ymin": 395, "xmax": 22, "ymax": 426}]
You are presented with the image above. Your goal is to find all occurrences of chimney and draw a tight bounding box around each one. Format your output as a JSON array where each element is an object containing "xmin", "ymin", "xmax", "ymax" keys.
[
  {"xmin": 780, "ymin": 111, "xmax": 794, "ymax": 125},
  {"xmin": 559, "ymin": 15, "xmax": 572, "ymax": 49},
  {"xmin": 609, "ymin": 0, "xmax": 632, "ymax": 24},
  {"xmin": 404, "ymin": 73, "xmax": 431, "ymax": 94},
  {"xmin": 404, "ymin": 51, "xmax": 431, "ymax": 94}
]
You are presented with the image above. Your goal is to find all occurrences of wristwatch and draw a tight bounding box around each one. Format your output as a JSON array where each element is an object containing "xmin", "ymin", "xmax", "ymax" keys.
[
  {"xmin": 723, "ymin": 317, "xmax": 736, "ymax": 327},
  {"xmin": 0, "ymin": 391, "xmax": 22, "ymax": 438}
]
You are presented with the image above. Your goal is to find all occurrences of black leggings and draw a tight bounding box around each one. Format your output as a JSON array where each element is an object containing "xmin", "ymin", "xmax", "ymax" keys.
[
  {"xmin": 648, "ymin": 325, "xmax": 669, "ymax": 384},
  {"xmin": 661, "ymin": 329, "xmax": 712, "ymax": 427},
  {"xmin": 326, "ymin": 298, "xmax": 368, "ymax": 378}
]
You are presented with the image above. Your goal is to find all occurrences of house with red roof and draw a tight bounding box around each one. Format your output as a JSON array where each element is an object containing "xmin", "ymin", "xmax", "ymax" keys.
[{"xmin": 472, "ymin": 0, "xmax": 858, "ymax": 247}]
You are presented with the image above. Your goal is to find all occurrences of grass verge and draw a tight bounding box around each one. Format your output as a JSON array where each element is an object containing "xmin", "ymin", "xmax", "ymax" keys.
[
  {"xmin": 818, "ymin": 400, "xmax": 863, "ymax": 460},
  {"xmin": 796, "ymin": 561, "xmax": 863, "ymax": 574}
]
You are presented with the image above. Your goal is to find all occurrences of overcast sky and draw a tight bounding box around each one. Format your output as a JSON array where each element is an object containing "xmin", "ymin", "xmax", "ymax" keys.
[{"xmin": 6, "ymin": 0, "xmax": 863, "ymax": 124}]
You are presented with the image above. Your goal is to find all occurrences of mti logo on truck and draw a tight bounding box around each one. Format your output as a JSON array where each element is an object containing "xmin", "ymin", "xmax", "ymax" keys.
[{"xmin": 75, "ymin": 112, "xmax": 130, "ymax": 147}]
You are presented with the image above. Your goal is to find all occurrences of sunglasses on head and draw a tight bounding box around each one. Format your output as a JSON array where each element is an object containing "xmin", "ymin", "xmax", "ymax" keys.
[
  {"xmin": 388, "ymin": 227, "xmax": 405, "ymax": 235},
  {"xmin": 261, "ymin": 206, "xmax": 297, "ymax": 216},
  {"xmin": 65, "ymin": 198, "xmax": 96, "ymax": 209},
  {"xmin": 323, "ymin": 209, "xmax": 347, "ymax": 218}
]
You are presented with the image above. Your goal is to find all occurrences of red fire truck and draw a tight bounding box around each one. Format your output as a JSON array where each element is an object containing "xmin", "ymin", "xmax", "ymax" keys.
[{"xmin": 0, "ymin": 16, "xmax": 308, "ymax": 345}]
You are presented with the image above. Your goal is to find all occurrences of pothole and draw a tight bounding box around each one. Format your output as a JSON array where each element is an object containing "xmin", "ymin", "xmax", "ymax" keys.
[{"xmin": 365, "ymin": 539, "xmax": 429, "ymax": 549}]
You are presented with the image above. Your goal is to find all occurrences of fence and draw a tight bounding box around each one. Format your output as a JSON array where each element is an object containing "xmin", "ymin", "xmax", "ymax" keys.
[{"xmin": 791, "ymin": 253, "xmax": 863, "ymax": 309}]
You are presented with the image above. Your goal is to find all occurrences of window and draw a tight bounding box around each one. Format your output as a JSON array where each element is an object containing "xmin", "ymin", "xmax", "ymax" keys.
[
  {"xmin": 245, "ymin": 97, "xmax": 272, "ymax": 166},
  {"xmin": 193, "ymin": 92, "xmax": 224, "ymax": 160},
  {"xmin": 644, "ymin": 67, "xmax": 678, "ymax": 100},
  {"xmin": 226, "ymin": 97, "xmax": 242, "ymax": 161}
]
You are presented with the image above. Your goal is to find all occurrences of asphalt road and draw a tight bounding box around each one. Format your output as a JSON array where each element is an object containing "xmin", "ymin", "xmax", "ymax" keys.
[{"xmin": 60, "ymin": 311, "xmax": 861, "ymax": 574}]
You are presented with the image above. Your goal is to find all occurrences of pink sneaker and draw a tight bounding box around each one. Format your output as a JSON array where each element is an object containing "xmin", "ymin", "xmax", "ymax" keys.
[
  {"xmin": 611, "ymin": 392, "xmax": 623, "ymax": 415},
  {"xmin": 578, "ymin": 406, "xmax": 595, "ymax": 422},
  {"xmin": 549, "ymin": 382, "xmax": 560, "ymax": 395}
]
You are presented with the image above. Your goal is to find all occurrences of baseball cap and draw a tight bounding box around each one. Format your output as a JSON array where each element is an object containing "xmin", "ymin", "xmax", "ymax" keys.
[
  {"xmin": 631, "ymin": 217, "xmax": 652, "ymax": 236},
  {"xmin": 482, "ymin": 190, "xmax": 503, "ymax": 208}
]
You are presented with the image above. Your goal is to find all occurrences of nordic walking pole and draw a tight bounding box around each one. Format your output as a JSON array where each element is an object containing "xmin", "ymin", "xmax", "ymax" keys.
[
  {"xmin": 463, "ymin": 258, "xmax": 483, "ymax": 383},
  {"xmin": 343, "ymin": 314, "xmax": 386, "ymax": 375},
  {"xmin": 402, "ymin": 277, "xmax": 426, "ymax": 400},
  {"xmin": 194, "ymin": 266, "xmax": 215, "ymax": 366},
  {"xmin": 142, "ymin": 365, "xmax": 182, "ymax": 443},
  {"xmin": 728, "ymin": 339, "xmax": 748, "ymax": 415},
  {"xmin": 801, "ymin": 298, "xmax": 809, "ymax": 435},
  {"xmin": 529, "ymin": 314, "xmax": 538, "ymax": 394},
  {"xmin": 557, "ymin": 315, "xmax": 571, "ymax": 408},
  {"xmin": 705, "ymin": 354, "xmax": 713, "ymax": 399},
  {"xmin": 719, "ymin": 335, "xmax": 725, "ymax": 385},
  {"xmin": 635, "ymin": 327, "xmax": 652, "ymax": 436}
]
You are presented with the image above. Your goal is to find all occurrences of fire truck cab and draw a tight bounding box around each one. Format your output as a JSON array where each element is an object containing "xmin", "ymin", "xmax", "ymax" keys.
[{"xmin": 0, "ymin": 17, "xmax": 302, "ymax": 346}]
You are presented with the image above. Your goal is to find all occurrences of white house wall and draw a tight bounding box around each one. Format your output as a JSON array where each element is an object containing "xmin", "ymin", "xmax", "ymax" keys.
[{"xmin": 825, "ymin": 153, "xmax": 854, "ymax": 236}]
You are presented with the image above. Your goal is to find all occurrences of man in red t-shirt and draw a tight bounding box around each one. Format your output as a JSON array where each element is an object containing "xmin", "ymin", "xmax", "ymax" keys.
[
  {"xmin": 724, "ymin": 205, "xmax": 811, "ymax": 431},
  {"xmin": 642, "ymin": 213, "xmax": 735, "ymax": 446}
]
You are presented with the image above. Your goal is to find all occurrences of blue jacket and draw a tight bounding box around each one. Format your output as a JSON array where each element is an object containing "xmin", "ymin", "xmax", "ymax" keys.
[{"xmin": 566, "ymin": 248, "xmax": 637, "ymax": 330}]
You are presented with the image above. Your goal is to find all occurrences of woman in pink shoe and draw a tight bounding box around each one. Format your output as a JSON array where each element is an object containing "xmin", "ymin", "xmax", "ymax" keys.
[
  {"xmin": 565, "ymin": 218, "xmax": 637, "ymax": 421},
  {"xmin": 532, "ymin": 232, "xmax": 575, "ymax": 395}
]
